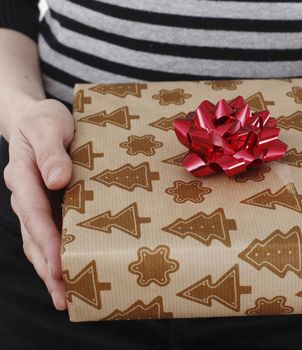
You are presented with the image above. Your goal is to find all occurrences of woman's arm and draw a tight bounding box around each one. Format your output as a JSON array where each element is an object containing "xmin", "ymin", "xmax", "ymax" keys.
[
  {"xmin": 0, "ymin": 29, "xmax": 45, "ymax": 141},
  {"xmin": 0, "ymin": 27, "xmax": 75, "ymax": 311},
  {"xmin": 0, "ymin": 0, "xmax": 42, "ymax": 141}
]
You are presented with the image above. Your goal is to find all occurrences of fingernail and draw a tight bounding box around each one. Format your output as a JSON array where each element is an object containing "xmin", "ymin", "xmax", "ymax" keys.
[
  {"xmin": 51, "ymin": 292, "xmax": 67, "ymax": 311},
  {"xmin": 48, "ymin": 166, "xmax": 64, "ymax": 184},
  {"xmin": 51, "ymin": 292, "xmax": 58, "ymax": 309}
]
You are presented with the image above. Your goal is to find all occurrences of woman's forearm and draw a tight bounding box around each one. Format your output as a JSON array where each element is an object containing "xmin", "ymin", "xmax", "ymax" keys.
[
  {"xmin": 0, "ymin": 29, "xmax": 75, "ymax": 311},
  {"xmin": 0, "ymin": 29, "xmax": 46, "ymax": 142}
]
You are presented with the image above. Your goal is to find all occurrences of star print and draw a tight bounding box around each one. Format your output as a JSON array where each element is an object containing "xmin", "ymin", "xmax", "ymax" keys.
[
  {"xmin": 287, "ymin": 86, "xmax": 302, "ymax": 104},
  {"xmin": 165, "ymin": 180, "xmax": 212, "ymax": 203},
  {"xmin": 204, "ymin": 80, "xmax": 243, "ymax": 91},
  {"xmin": 120, "ymin": 135, "xmax": 163, "ymax": 156},
  {"xmin": 128, "ymin": 245, "xmax": 179, "ymax": 286},
  {"xmin": 61, "ymin": 228, "xmax": 76, "ymax": 254},
  {"xmin": 234, "ymin": 166, "xmax": 271, "ymax": 183},
  {"xmin": 152, "ymin": 89, "xmax": 192, "ymax": 106},
  {"xmin": 245, "ymin": 296, "xmax": 294, "ymax": 316}
]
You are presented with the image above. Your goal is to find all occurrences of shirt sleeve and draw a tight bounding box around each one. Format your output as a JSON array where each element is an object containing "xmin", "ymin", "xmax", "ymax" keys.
[{"xmin": 0, "ymin": 0, "xmax": 40, "ymax": 43}]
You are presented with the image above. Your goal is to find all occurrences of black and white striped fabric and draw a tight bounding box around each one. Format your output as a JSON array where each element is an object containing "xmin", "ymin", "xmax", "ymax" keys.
[{"xmin": 38, "ymin": 0, "xmax": 302, "ymax": 106}]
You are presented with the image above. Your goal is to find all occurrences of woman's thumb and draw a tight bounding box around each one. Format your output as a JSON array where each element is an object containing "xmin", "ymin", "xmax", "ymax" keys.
[
  {"xmin": 21, "ymin": 101, "xmax": 74, "ymax": 190},
  {"xmin": 36, "ymin": 137, "xmax": 73, "ymax": 190}
]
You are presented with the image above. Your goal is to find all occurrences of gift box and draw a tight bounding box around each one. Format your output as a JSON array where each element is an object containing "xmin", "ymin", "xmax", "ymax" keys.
[{"xmin": 61, "ymin": 78, "xmax": 302, "ymax": 322}]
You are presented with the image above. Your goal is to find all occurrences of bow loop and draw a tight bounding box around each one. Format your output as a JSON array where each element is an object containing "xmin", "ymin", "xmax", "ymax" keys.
[{"xmin": 173, "ymin": 95, "xmax": 287, "ymax": 177}]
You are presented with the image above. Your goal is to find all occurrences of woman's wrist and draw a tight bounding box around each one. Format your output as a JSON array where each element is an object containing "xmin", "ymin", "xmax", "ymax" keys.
[{"xmin": 1, "ymin": 93, "xmax": 45, "ymax": 142}]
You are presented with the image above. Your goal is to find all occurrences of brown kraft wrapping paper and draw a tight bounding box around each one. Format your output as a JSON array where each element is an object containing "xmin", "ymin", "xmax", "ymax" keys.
[{"xmin": 61, "ymin": 79, "xmax": 302, "ymax": 322}]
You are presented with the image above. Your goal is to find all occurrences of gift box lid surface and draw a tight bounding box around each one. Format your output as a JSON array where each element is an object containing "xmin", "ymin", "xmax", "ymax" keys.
[{"xmin": 61, "ymin": 79, "xmax": 302, "ymax": 322}]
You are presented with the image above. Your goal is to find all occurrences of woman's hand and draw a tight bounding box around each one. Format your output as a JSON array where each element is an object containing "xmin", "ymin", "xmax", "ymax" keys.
[{"xmin": 3, "ymin": 98, "xmax": 75, "ymax": 311}]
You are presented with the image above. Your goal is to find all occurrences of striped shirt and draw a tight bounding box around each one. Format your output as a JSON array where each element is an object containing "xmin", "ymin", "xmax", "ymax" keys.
[{"xmin": 2, "ymin": 0, "xmax": 302, "ymax": 109}]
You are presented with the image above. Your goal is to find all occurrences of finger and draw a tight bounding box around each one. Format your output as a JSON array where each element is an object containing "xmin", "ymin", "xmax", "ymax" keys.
[
  {"xmin": 18, "ymin": 213, "xmax": 67, "ymax": 310},
  {"xmin": 5, "ymin": 156, "xmax": 62, "ymax": 280},
  {"xmin": 10, "ymin": 192, "xmax": 19, "ymax": 217},
  {"xmin": 21, "ymin": 103, "xmax": 74, "ymax": 190},
  {"xmin": 12, "ymin": 193, "xmax": 67, "ymax": 311}
]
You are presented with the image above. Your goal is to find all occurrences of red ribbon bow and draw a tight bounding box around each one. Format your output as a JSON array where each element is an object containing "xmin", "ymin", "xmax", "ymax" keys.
[{"xmin": 173, "ymin": 96, "xmax": 287, "ymax": 177}]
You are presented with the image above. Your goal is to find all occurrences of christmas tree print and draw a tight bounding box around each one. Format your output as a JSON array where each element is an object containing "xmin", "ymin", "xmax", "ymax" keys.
[
  {"xmin": 205, "ymin": 80, "xmax": 242, "ymax": 90},
  {"xmin": 162, "ymin": 208, "xmax": 236, "ymax": 247},
  {"xmin": 90, "ymin": 162, "xmax": 160, "ymax": 192},
  {"xmin": 89, "ymin": 83, "xmax": 147, "ymax": 98},
  {"xmin": 102, "ymin": 296, "xmax": 173, "ymax": 321},
  {"xmin": 62, "ymin": 180, "xmax": 93, "ymax": 217},
  {"xmin": 277, "ymin": 111, "xmax": 302, "ymax": 132},
  {"xmin": 77, "ymin": 202, "xmax": 150, "ymax": 238},
  {"xmin": 149, "ymin": 112, "xmax": 186, "ymax": 131},
  {"xmin": 78, "ymin": 106, "xmax": 139, "ymax": 130},
  {"xmin": 162, "ymin": 152, "xmax": 187, "ymax": 167},
  {"xmin": 287, "ymin": 86, "xmax": 302, "ymax": 104},
  {"xmin": 245, "ymin": 296, "xmax": 294, "ymax": 316},
  {"xmin": 176, "ymin": 264, "xmax": 251, "ymax": 312},
  {"xmin": 241, "ymin": 183, "xmax": 302, "ymax": 213},
  {"xmin": 244, "ymin": 92, "xmax": 275, "ymax": 112},
  {"xmin": 238, "ymin": 226, "xmax": 302, "ymax": 278},
  {"xmin": 278, "ymin": 148, "xmax": 302, "ymax": 167},
  {"xmin": 62, "ymin": 260, "xmax": 111, "ymax": 309},
  {"xmin": 70, "ymin": 141, "xmax": 103, "ymax": 170},
  {"xmin": 73, "ymin": 89, "xmax": 91, "ymax": 113}
]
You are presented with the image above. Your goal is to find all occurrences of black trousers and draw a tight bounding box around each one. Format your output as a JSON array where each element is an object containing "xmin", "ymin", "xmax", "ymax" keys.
[{"xmin": 0, "ymin": 135, "xmax": 302, "ymax": 350}]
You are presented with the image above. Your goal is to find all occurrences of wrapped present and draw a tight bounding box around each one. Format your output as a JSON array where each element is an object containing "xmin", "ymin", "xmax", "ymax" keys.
[{"xmin": 61, "ymin": 79, "xmax": 302, "ymax": 322}]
